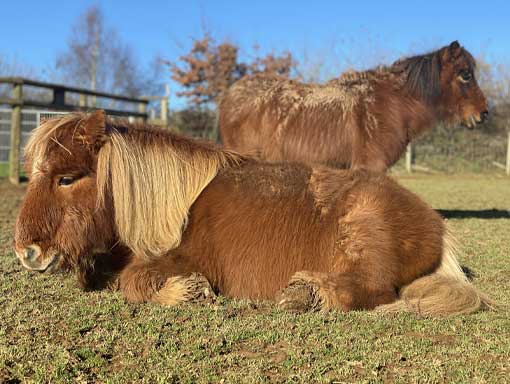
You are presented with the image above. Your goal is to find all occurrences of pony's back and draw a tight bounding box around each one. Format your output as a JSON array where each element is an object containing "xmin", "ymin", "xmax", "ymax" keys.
[{"xmin": 219, "ymin": 74, "xmax": 376, "ymax": 167}]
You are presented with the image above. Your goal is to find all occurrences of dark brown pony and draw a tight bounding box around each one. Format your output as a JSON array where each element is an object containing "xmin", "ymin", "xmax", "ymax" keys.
[
  {"xmin": 219, "ymin": 41, "xmax": 488, "ymax": 171},
  {"xmin": 14, "ymin": 111, "xmax": 493, "ymax": 315}
]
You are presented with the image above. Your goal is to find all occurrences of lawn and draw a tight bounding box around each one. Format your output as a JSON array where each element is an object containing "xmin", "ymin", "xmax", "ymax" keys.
[{"xmin": 0, "ymin": 174, "xmax": 509, "ymax": 383}]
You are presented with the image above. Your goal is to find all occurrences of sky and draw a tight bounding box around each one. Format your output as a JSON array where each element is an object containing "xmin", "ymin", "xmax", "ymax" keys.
[{"xmin": 1, "ymin": 0, "xmax": 509, "ymax": 107}]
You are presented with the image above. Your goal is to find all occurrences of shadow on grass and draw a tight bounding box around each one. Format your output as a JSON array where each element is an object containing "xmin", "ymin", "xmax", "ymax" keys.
[
  {"xmin": 437, "ymin": 209, "xmax": 510, "ymax": 219},
  {"xmin": 461, "ymin": 265, "xmax": 476, "ymax": 281}
]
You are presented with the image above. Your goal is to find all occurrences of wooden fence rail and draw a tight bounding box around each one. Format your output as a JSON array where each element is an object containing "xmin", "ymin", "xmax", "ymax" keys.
[{"xmin": 0, "ymin": 77, "xmax": 150, "ymax": 184}]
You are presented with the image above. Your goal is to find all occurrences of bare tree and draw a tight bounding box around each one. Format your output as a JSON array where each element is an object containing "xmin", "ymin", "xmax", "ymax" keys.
[
  {"xmin": 0, "ymin": 56, "xmax": 41, "ymax": 99},
  {"xmin": 0, "ymin": 56, "xmax": 38, "ymax": 78},
  {"xmin": 295, "ymin": 32, "xmax": 394, "ymax": 83},
  {"xmin": 476, "ymin": 58, "xmax": 510, "ymax": 133},
  {"xmin": 55, "ymin": 6, "xmax": 149, "ymax": 98}
]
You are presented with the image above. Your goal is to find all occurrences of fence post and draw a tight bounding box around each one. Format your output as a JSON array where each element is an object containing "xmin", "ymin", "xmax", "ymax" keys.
[
  {"xmin": 160, "ymin": 97, "xmax": 168, "ymax": 126},
  {"xmin": 405, "ymin": 143, "xmax": 412, "ymax": 173},
  {"xmin": 138, "ymin": 102, "xmax": 147, "ymax": 122},
  {"xmin": 9, "ymin": 83, "xmax": 22, "ymax": 184},
  {"xmin": 506, "ymin": 130, "xmax": 510, "ymax": 176},
  {"xmin": 79, "ymin": 94, "xmax": 87, "ymax": 108},
  {"xmin": 53, "ymin": 87, "xmax": 65, "ymax": 107}
]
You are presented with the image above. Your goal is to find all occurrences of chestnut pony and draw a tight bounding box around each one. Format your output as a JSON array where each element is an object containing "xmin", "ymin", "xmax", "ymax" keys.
[
  {"xmin": 14, "ymin": 111, "xmax": 493, "ymax": 315},
  {"xmin": 219, "ymin": 41, "xmax": 488, "ymax": 171}
]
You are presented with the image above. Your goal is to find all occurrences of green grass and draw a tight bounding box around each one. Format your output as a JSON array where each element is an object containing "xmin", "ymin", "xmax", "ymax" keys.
[
  {"xmin": 1, "ymin": 175, "xmax": 509, "ymax": 383},
  {"xmin": 0, "ymin": 163, "xmax": 8, "ymax": 178},
  {"xmin": 0, "ymin": 163, "xmax": 27, "ymax": 180}
]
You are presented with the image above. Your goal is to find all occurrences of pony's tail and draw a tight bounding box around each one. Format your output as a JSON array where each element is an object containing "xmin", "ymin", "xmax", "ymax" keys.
[{"xmin": 376, "ymin": 231, "xmax": 497, "ymax": 316}]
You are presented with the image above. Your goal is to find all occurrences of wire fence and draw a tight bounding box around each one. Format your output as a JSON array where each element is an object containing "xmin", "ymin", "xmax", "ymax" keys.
[
  {"xmin": 0, "ymin": 108, "xmax": 69, "ymax": 163},
  {"xmin": 400, "ymin": 125, "xmax": 509, "ymax": 174}
]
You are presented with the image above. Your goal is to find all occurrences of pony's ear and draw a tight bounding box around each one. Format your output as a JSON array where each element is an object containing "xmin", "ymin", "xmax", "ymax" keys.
[
  {"xmin": 79, "ymin": 110, "xmax": 108, "ymax": 149},
  {"xmin": 442, "ymin": 41, "xmax": 462, "ymax": 62},
  {"xmin": 449, "ymin": 41, "xmax": 462, "ymax": 57}
]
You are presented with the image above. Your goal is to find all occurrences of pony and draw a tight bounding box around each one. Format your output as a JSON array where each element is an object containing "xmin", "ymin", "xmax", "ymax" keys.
[
  {"xmin": 218, "ymin": 41, "xmax": 488, "ymax": 171},
  {"xmin": 14, "ymin": 111, "xmax": 493, "ymax": 315}
]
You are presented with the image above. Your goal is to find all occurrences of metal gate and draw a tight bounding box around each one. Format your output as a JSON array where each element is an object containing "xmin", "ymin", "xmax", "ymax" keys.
[{"xmin": 0, "ymin": 108, "xmax": 68, "ymax": 163}]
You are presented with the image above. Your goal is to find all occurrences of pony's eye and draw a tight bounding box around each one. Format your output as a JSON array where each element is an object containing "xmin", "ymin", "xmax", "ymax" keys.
[
  {"xmin": 58, "ymin": 176, "xmax": 75, "ymax": 186},
  {"xmin": 459, "ymin": 71, "xmax": 472, "ymax": 83}
]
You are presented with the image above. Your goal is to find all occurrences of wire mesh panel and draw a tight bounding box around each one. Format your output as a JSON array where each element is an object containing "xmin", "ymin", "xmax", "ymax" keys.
[
  {"xmin": 21, "ymin": 111, "xmax": 37, "ymax": 156},
  {"xmin": 0, "ymin": 109, "xmax": 11, "ymax": 162},
  {"xmin": 38, "ymin": 111, "xmax": 69, "ymax": 122},
  {"xmin": 0, "ymin": 108, "xmax": 69, "ymax": 163}
]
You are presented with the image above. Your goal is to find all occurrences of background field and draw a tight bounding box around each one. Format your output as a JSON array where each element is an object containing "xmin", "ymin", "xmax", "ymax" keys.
[{"xmin": 1, "ymin": 175, "xmax": 509, "ymax": 383}]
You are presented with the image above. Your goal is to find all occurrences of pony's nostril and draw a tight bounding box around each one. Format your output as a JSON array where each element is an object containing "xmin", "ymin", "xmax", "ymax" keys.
[
  {"xmin": 480, "ymin": 110, "xmax": 489, "ymax": 122},
  {"xmin": 25, "ymin": 246, "xmax": 39, "ymax": 261}
]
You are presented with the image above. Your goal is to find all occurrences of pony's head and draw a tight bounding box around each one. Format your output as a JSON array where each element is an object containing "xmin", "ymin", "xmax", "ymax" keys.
[
  {"xmin": 392, "ymin": 41, "xmax": 488, "ymax": 127},
  {"xmin": 13, "ymin": 111, "xmax": 115, "ymax": 286},
  {"xmin": 14, "ymin": 111, "xmax": 239, "ymax": 287}
]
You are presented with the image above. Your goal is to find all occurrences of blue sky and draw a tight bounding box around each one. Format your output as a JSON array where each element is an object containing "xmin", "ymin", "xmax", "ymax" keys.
[{"xmin": 1, "ymin": 0, "xmax": 509, "ymax": 106}]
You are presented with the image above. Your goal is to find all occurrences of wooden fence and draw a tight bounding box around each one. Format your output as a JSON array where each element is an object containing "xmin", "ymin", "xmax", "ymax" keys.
[{"xmin": 0, "ymin": 77, "xmax": 168, "ymax": 184}]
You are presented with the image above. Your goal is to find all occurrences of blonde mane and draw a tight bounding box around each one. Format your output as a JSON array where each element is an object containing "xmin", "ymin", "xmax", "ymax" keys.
[{"xmin": 97, "ymin": 125, "xmax": 242, "ymax": 258}]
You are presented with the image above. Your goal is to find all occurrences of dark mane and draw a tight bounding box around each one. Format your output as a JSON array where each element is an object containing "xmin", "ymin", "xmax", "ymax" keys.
[{"xmin": 388, "ymin": 44, "xmax": 476, "ymax": 104}]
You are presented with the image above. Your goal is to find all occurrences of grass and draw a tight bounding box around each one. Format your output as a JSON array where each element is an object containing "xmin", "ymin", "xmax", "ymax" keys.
[
  {"xmin": 0, "ymin": 164, "xmax": 8, "ymax": 179},
  {"xmin": 0, "ymin": 174, "xmax": 509, "ymax": 383}
]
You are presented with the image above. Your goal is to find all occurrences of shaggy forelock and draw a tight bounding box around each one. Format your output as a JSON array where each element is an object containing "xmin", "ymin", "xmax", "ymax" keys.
[{"xmin": 24, "ymin": 113, "xmax": 86, "ymax": 174}]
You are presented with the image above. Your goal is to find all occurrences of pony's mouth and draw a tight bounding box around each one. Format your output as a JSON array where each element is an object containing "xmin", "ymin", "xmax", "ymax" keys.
[
  {"xmin": 18, "ymin": 251, "xmax": 61, "ymax": 273},
  {"xmin": 36, "ymin": 253, "xmax": 61, "ymax": 273},
  {"xmin": 462, "ymin": 116, "xmax": 480, "ymax": 129}
]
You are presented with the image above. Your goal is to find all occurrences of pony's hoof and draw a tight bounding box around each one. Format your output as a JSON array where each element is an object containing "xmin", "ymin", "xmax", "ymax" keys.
[
  {"xmin": 154, "ymin": 273, "xmax": 216, "ymax": 306},
  {"xmin": 277, "ymin": 281, "xmax": 321, "ymax": 313},
  {"xmin": 186, "ymin": 272, "xmax": 217, "ymax": 304}
]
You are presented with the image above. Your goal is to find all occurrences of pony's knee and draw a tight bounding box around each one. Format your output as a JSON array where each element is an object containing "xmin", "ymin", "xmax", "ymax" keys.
[
  {"xmin": 277, "ymin": 271, "xmax": 341, "ymax": 312},
  {"xmin": 276, "ymin": 275, "xmax": 322, "ymax": 312}
]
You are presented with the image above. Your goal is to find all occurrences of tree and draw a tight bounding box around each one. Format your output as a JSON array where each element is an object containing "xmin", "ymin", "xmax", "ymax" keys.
[
  {"xmin": 0, "ymin": 56, "xmax": 37, "ymax": 78},
  {"xmin": 0, "ymin": 56, "xmax": 42, "ymax": 99},
  {"xmin": 248, "ymin": 50, "xmax": 294, "ymax": 78},
  {"xmin": 168, "ymin": 34, "xmax": 295, "ymax": 107},
  {"xmin": 55, "ymin": 6, "xmax": 150, "ymax": 98},
  {"xmin": 168, "ymin": 35, "xmax": 246, "ymax": 106},
  {"xmin": 475, "ymin": 58, "xmax": 510, "ymax": 133}
]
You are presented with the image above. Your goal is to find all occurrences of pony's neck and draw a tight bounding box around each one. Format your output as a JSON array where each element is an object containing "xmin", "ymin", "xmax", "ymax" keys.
[
  {"xmin": 373, "ymin": 70, "xmax": 438, "ymax": 142},
  {"xmin": 403, "ymin": 96, "xmax": 437, "ymax": 141}
]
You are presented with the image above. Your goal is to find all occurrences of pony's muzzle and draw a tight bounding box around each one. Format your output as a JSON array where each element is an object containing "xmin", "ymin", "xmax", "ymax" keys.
[
  {"xmin": 15, "ymin": 244, "xmax": 59, "ymax": 273},
  {"xmin": 478, "ymin": 110, "xmax": 489, "ymax": 124}
]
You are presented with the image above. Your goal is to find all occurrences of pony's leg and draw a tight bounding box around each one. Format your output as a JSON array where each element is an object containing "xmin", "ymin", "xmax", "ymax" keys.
[
  {"xmin": 153, "ymin": 273, "xmax": 216, "ymax": 306},
  {"xmin": 118, "ymin": 260, "xmax": 162, "ymax": 302},
  {"xmin": 118, "ymin": 259, "xmax": 215, "ymax": 306},
  {"xmin": 277, "ymin": 271, "xmax": 397, "ymax": 312}
]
